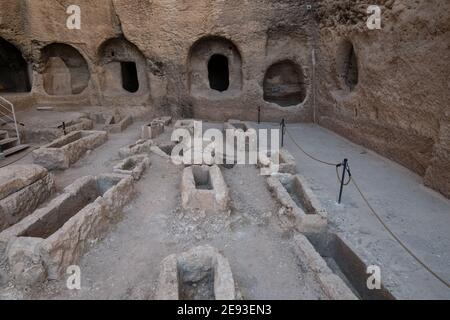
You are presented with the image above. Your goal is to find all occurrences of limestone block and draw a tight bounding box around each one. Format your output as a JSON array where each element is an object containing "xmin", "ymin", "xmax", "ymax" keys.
[
  {"xmin": 153, "ymin": 116, "xmax": 172, "ymax": 126},
  {"xmin": 156, "ymin": 246, "xmax": 236, "ymax": 300},
  {"xmin": 0, "ymin": 165, "xmax": 48, "ymax": 200},
  {"xmin": 119, "ymin": 139, "xmax": 154, "ymax": 158},
  {"xmin": 1, "ymin": 174, "xmax": 135, "ymax": 285},
  {"xmin": 32, "ymin": 131, "xmax": 108, "ymax": 170},
  {"xmin": 0, "ymin": 165, "xmax": 55, "ymax": 233},
  {"xmin": 105, "ymin": 115, "xmax": 133, "ymax": 134},
  {"xmin": 182, "ymin": 165, "xmax": 229, "ymax": 211},
  {"xmin": 113, "ymin": 155, "xmax": 150, "ymax": 180},
  {"xmin": 266, "ymin": 174, "xmax": 327, "ymax": 233},
  {"xmin": 292, "ymin": 234, "xmax": 357, "ymax": 300},
  {"xmin": 141, "ymin": 121, "xmax": 164, "ymax": 140},
  {"xmin": 258, "ymin": 149, "xmax": 297, "ymax": 175},
  {"xmin": 7, "ymin": 237, "xmax": 46, "ymax": 287}
]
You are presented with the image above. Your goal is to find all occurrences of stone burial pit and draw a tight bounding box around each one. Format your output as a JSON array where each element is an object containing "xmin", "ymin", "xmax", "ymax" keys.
[
  {"xmin": 153, "ymin": 116, "xmax": 172, "ymax": 126},
  {"xmin": 267, "ymin": 173, "xmax": 327, "ymax": 233},
  {"xmin": 258, "ymin": 148, "xmax": 297, "ymax": 175},
  {"xmin": 64, "ymin": 118, "xmax": 94, "ymax": 133},
  {"xmin": 141, "ymin": 120, "xmax": 164, "ymax": 140},
  {"xmin": 103, "ymin": 113, "xmax": 133, "ymax": 134},
  {"xmin": 113, "ymin": 154, "xmax": 150, "ymax": 180},
  {"xmin": 0, "ymin": 165, "xmax": 55, "ymax": 233},
  {"xmin": 291, "ymin": 234, "xmax": 357, "ymax": 300},
  {"xmin": 155, "ymin": 245, "xmax": 237, "ymax": 300},
  {"xmin": 0, "ymin": 174, "xmax": 135, "ymax": 286},
  {"xmin": 141, "ymin": 116, "xmax": 172, "ymax": 140},
  {"xmin": 304, "ymin": 233, "xmax": 395, "ymax": 300},
  {"xmin": 181, "ymin": 165, "xmax": 229, "ymax": 211},
  {"xmin": 32, "ymin": 130, "xmax": 108, "ymax": 170},
  {"xmin": 118, "ymin": 139, "xmax": 154, "ymax": 158},
  {"xmin": 148, "ymin": 141, "xmax": 181, "ymax": 162},
  {"xmin": 155, "ymin": 141, "xmax": 177, "ymax": 156}
]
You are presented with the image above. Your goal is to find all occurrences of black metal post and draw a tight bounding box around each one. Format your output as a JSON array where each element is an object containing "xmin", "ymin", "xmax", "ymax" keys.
[
  {"xmin": 62, "ymin": 122, "xmax": 66, "ymax": 135},
  {"xmin": 281, "ymin": 119, "xmax": 286, "ymax": 147},
  {"xmin": 338, "ymin": 158, "xmax": 348, "ymax": 204}
]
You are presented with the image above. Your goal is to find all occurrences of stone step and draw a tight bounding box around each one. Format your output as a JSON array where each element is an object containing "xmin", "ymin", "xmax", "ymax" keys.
[
  {"xmin": 0, "ymin": 130, "xmax": 8, "ymax": 140},
  {"xmin": 0, "ymin": 137, "xmax": 18, "ymax": 147},
  {"xmin": 0, "ymin": 116, "xmax": 14, "ymax": 124},
  {"xmin": 0, "ymin": 144, "xmax": 30, "ymax": 158}
]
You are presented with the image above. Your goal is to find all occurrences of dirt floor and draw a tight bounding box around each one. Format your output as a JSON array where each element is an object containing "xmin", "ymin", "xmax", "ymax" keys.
[
  {"xmin": 0, "ymin": 117, "xmax": 449, "ymax": 300},
  {"xmin": 0, "ymin": 120, "xmax": 329, "ymax": 300}
]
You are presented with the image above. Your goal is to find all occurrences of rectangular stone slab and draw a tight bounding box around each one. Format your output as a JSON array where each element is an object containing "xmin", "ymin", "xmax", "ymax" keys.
[
  {"xmin": 0, "ymin": 165, "xmax": 48, "ymax": 200},
  {"xmin": 32, "ymin": 130, "xmax": 108, "ymax": 170},
  {"xmin": 0, "ymin": 165, "xmax": 55, "ymax": 233}
]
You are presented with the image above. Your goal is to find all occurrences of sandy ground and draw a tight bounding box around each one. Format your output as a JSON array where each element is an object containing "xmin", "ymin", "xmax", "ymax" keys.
[{"xmin": 0, "ymin": 118, "xmax": 449, "ymax": 299}]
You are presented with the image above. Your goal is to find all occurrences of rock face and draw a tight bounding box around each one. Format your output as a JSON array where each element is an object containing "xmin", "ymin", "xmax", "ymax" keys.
[
  {"xmin": 0, "ymin": 0, "xmax": 315, "ymax": 120},
  {"xmin": 314, "ymin": 0, "xmax": 450, "ymax": 198},
  {"xmin": 0, "ymin": 165, "xmax": 55, "ymax": 232},
  {"xmin": 0, "ymin": 0, "xmax": 448, "ymax": 198}
]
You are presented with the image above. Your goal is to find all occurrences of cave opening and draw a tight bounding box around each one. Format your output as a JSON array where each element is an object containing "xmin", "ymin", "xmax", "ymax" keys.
[
  {"xmin": 121, "ymin": 61, "xmax": 139, "ymax": 93},
  {"xmin": 208, "ymin": 54, "xmax": 229, "ymax": 92},
  {"xmin": 0, "ymin": 38, "xmax": 31, "ymax": 93},
  {"xmin": 344, "ymin": 43, "xmax": 358, "ymax": 91}
]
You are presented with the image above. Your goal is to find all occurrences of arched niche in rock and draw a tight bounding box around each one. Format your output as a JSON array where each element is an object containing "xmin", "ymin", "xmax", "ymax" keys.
[
  {"xmin": 337, "ymin": 40, "xmax": 359, "ymax": 91},
  {"xmin": 263, "ymin": 60, "xmax": 307, "ymax": 107},
  {"xmin": 98, "ymin": 38, "xmax": 149, "ymax": 96},
  {"xmin": 41, "ymin": 43, "xmax": 90, "ymax": 95},
  {"xmin": 0, "ymin": 37, "xmax": 31, "ymax": 93},
  {"xmin": 188, "ymin": 36, "xmax": 242, "ymax": 97}
]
